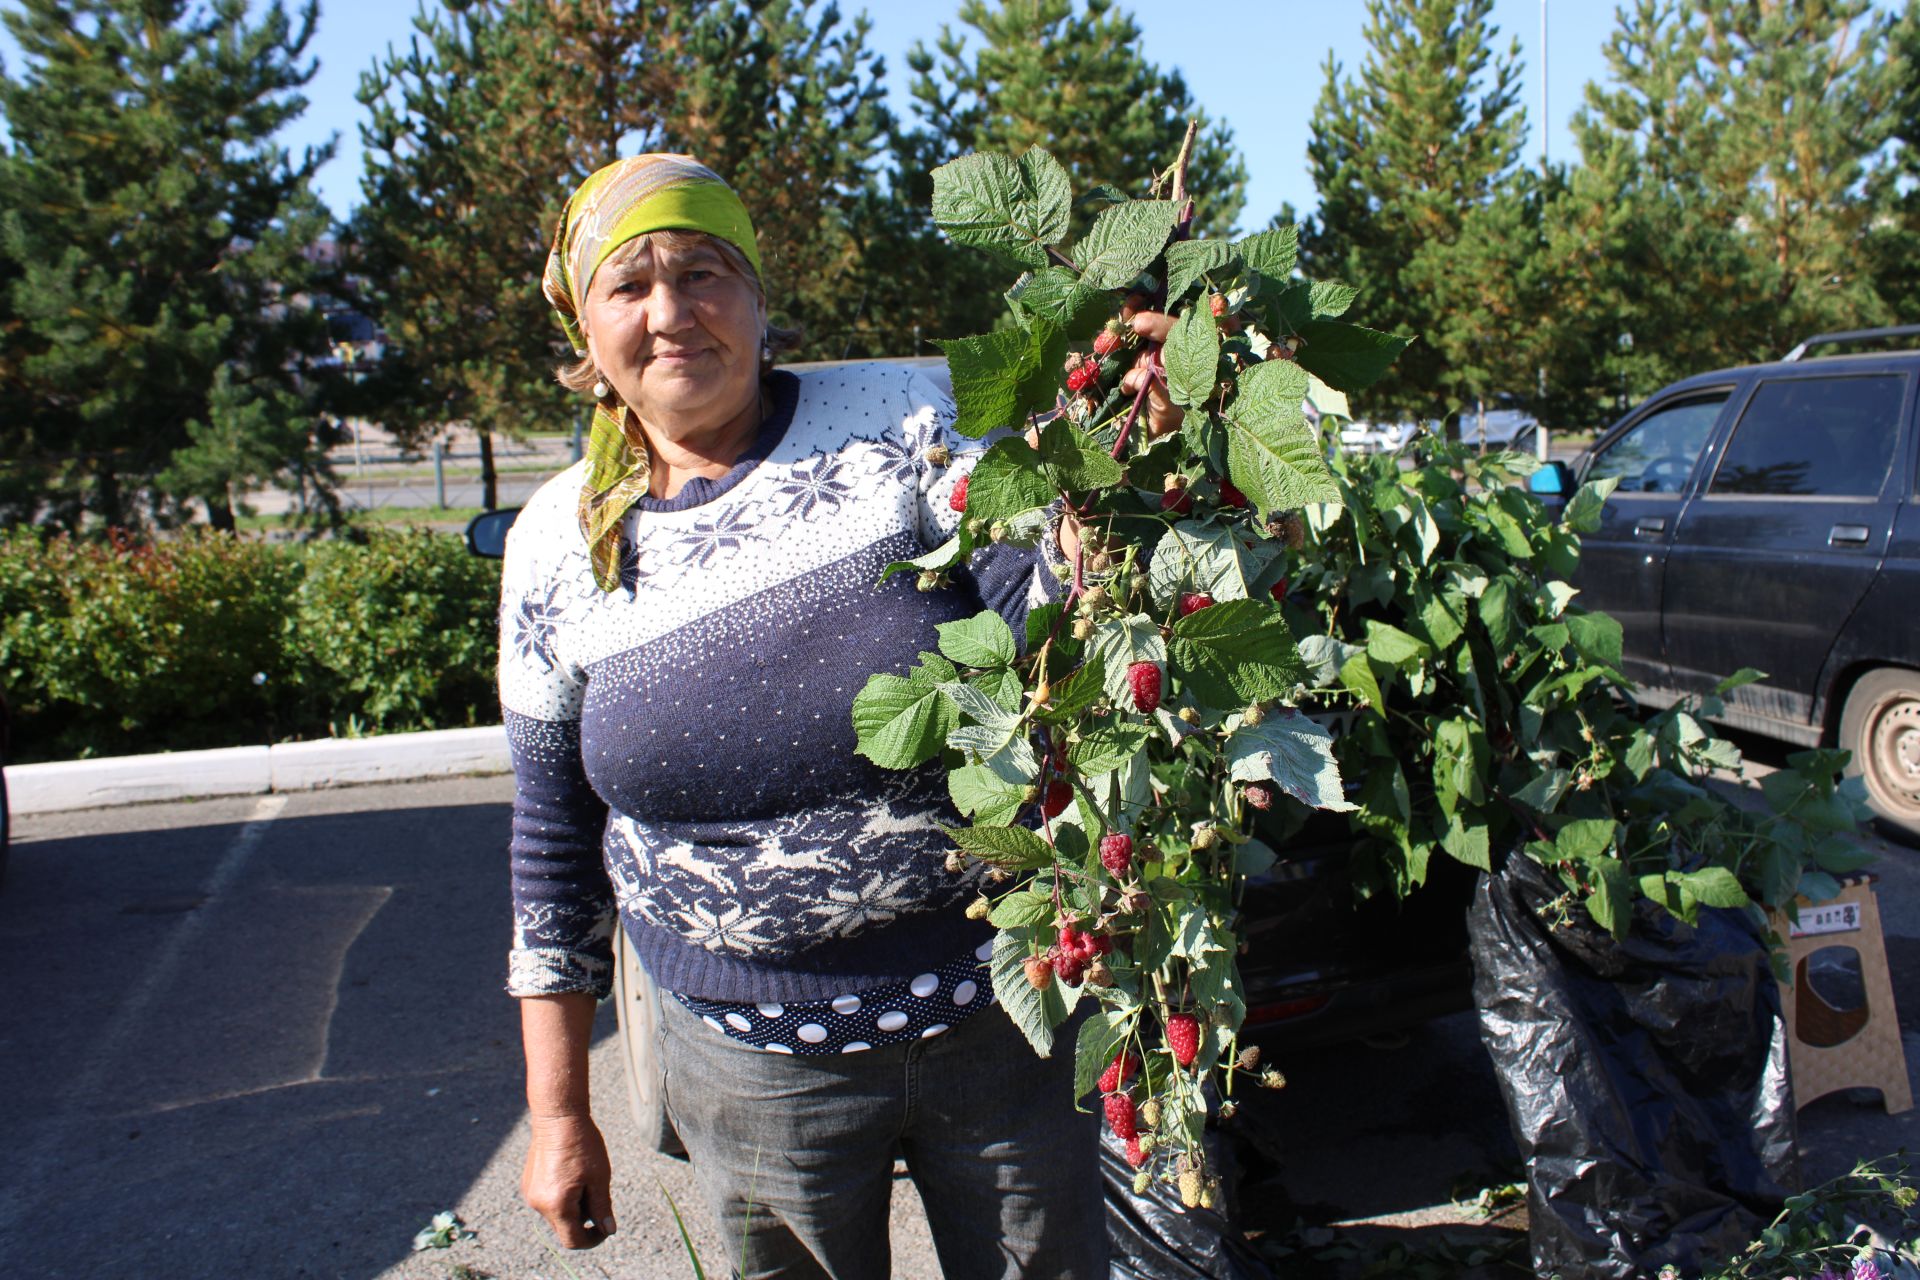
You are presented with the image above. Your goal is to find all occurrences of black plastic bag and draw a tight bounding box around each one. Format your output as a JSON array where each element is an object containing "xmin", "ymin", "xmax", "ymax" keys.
[
  {"xmin": 1469, "ymin": 856, "xmax": 1797, "ymax": 1280},
  {"xmin": 1103, "ymin": 1108, "xmax": 1275, "ymax": 1280}
]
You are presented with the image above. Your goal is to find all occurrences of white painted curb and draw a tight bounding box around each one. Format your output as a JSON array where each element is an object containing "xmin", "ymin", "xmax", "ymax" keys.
[{"xmin": 6, "ymin": 724, "xmax": 510, "ymax": 816}]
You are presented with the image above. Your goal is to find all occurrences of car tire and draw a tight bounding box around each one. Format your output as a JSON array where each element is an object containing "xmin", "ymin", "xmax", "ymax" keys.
[
  {"xmin": 611, "ymin": 926, "xmax": 686, "ymax": 1157},
  {"xmin": 1840, "ymin": 667, "xmax": 1920, "ymax": 845}
]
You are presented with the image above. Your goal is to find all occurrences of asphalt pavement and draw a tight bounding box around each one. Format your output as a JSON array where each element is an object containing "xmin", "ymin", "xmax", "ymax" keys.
[{"xmin": 1, "ymin": 768, "xmax": 1915, "ymax": 1279}]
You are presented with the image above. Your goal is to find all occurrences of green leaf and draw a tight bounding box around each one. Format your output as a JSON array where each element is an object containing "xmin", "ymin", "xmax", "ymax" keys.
[
  {"xmin": 1564, "ymin": 611, "xmax": 1624, "ymax": 669},
  {"xmin": 1479, "ymin": 577, "xmax": 1519, "ymax": 653},
  {"xmin": 878, "ymin": 532, "xmax": 970, "ymax": 585},
  {"xmin": 936, "ymin": 611, "xmax": 1016, "ymax": 669},
  {"xmin": 1364, "ymin": 620, "xmax": 1431, "ymax": 667},
  {"xmin": 1297, "ymin": 634, "xmax": 1363, "ymax": 688},
  {"xmin": 1340, "ymin": 652, "xmax": 1384, "ymax": 710},
  {"xmin": 1164, "ymin": 239, "xmax": 1237, "ymax": 303},
  {"xmin": 990, "ymin": 929, "xmax": 1064, "ymax": 1057},
  {"xmin": 1045, "ymin": 657, "xmax": 1107, "ymax": 721},
  {"xmin": 1234, "ymin": 226, "xmax": 1298, "ymax": 281},
  {"xmin": 1441, "ymin": 813, "xmax": 1492, "ymax": 871},
  {"xmin": 1555, "ymin": 818, "xmax": 1617, "ymax": 862},
  {"xmin": 1715, "ymin": 667, "xmax": 1766, "ymax": 696},
  {"xmin": 1073, "ymin": 199, "xmax": 1180, "ymax": 289},
  {"xmin": 1037, "ymin": 418, "xmax": 1125, "ymax": 492},
  {"xmin": 936, "ymin": 319, "xmax": 1066, "ymax": 438},
  {"xmin": 964, "ymin": 436, "xmax": 1056, "ymax": 525},
  {"xmin": 988, "ymin": 889, "xmax": 1054, "ymax": 927},
  {"xmin": 1163, "ymin": 301, "xmax": 1220, "ymax": 410},
  {"xmin": 1291, "ymin": 320, "xmax": 1413, "ymax": 393},
  {"xmin": 1561, "ymin": 476, "xmax": 1620, "ymax": 535},
  {"xmin": 1146, "ymin": 519, "xmax": 1280, "ymax": 607},
  {"xmin": 1587, "ymin": 859, "xmax": 1631, "ymax": 939},
  {"xmin": 1225, "ymin": 710, "xmax": 1354, "ymax": 811},
  {"xmin": 1089, "ymin": 616, "xmax": 1167, "ymax": 710},
  {"xmin": 851, "ymin": 664, "xmax": 958, "ymax": 769},
  {"xmin": 1234, "ymin": 840, "xmax": 1278, "ymax": 877},
  {"xmin": 1169, "ymin": 599, "xmax": 1307, "ymax": 705},
  {"xmin": 1418, "ymin": 590, "xmax": 1465, "ymax": 651},
  {"xmin": 1307, "ymin": 280, "xmax": 1358, "ymax": 318},
  {"xmin": 1008, "ymin": 266, "xmax": 1108, "ymax": 339},
  {"xmin": 1223, "ymin": 360, "xmax": 1339, "ymax": 514},
  {"xmin": 1067, "ymin": 722, "xmax": 1153, "ymax": 775},
  {"xmin": 940, "ymin": 823, "xmax": 1054, "ymax": 870},
  {"xmin": 930, "ymin": 148, "xmax": 1071, "ymax": 270},
  {"xmin": 1678, "ymin": 866, "xmax": 1750, "ymax": 909},
  {"xmin": 948, "ymin": 761, "xmax": 1029, "ymax": 824},
  {"xmin": 1072, "ymin": 1013, "xmax": 1126, "ymax": 1102}
]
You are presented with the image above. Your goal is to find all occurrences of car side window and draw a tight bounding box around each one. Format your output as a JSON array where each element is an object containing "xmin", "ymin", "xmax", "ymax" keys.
[
  {"xmin": 1587, "ymin": 395, "xmax": 1727, "ymax": 494},
  {"xmin": 1708, "ymin": 375, "xmax": 1904, "ymax": 497}
]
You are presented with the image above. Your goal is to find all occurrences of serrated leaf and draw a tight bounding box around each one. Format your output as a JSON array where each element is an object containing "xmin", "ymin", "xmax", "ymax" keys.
[
  {"xmin": 1364, "ymin": 620, "xmax": 1430, "ymax": 667},
  {"xmin": 1555, "ymin": 818, "xmax": 1617, "ymax": 862},
  {"xmin": 1308, "ymin": 280, "xmax": 1358, "ymax": 318},
  {"xmin": 1678, "ymin": 866, "xmax": 1750, "ymax": 909},
  {"xmin": 878, "ymin": 532, "xmax": 971, "ymax": 585},
  {"xmin": 1066, "ymin": 722, "xmax": 1152, "ymax": 775},
  {"xmin": 1164, "ymin": 238, "xmax": 1237, "ymax": 303},
  {"xmin": 949, "ymin": 761, "xmax": 1029, "ymax": 824},
  {"xmin": 936, "ymin": 611, "xmax": 1016, "ymax": 670},
  {"xmin": 1441, "ymin": 814, "xmax": 1492, "ymax": 870},
  {"xmin": 1292, "ymin": 320, "xmax": 1413, "ymax": 392},
  {"xmin": 1587, "ymin": 859, "xmax": 1631, "ymax": 938},
  {"xmin": 1073, "ymin": 199, "xmax": 1180, "ymax": 289},
  {"xmin": 852, "ymin": 665, "xmax": 958, "ymax": 769},
  {"xmin": 1340, "ymin": 652, "xmax": 1383, "ymax": 709},
  {"xmin": 1561, "ymin": 475, "xmax": 1620, "ymax": 535},
  {"xmin": 1037, "ymin": 418, "xmax": 1124, "ymax": 492},
  {"xmin": 1511, "ymin": 768, "xmax": 1570, "ymax": 813},
  {"xmin": 1089, "ymin": 616, "xmax": 1167, "ymax": 711},
  {"xmin": 1479, "ymin": 577, "xmax": 1519, "ymax": 653},
  {"xmin": 990, "ymin": 929, "xmax": 1065, "ymax": 1056},
  {"xmin": 930, "ymin": 148, "xmax": 1071, "ymax": 270},
  {"xmin": 940, "ymin": 679, "xmax": 1019, "ymax": 731},
  {"xmin": 1044, "ymin": 657, "xmax": 1107, "ymax": 721},
  {"xmin": 1169, "ymin": 599, "xmax": 1307, "ymax": 705},
  {"xmin": 1225, "ymin": 710, "xmax": 1354, "ymax": 811},
  {"xmin": 1297, "ymin": 634, "xmax": 1363, "ymax": 688},
  {"xmin": 963, "ymin": 436, "xmax": 1056, "ymax": 525},
  {"xmin": 937, "ymin": 319, "xmax": 1066, "ymax": 438},
  {"xmin": 941, "ymin": 823, "xmax": 1054, "ymax": 870},
  {"xmin": 1565, "ymin": 611, "xmax": 1624, "ymax": 668},
  {"xmin": 1164, "ymin": 301, "xmax": 1220, "ymax": 410},
  {"xmin": 1009, "ymin": 266, "xmax": 1109, "ymax": 339},
  {"xmin": 1234, "ymin": 226, "xmax": 1298, "ymax": 280},
  {"xmin": 1146, "ymin": 519, "xmax": 1280, "ymax": 608},
  {"xmin": 988, "ymin": 889, "xmax": 1054, "ymax": 927},
  {"xmin": 1224, "ymin": 360, "xmax": 1339, "ymax": 514}
]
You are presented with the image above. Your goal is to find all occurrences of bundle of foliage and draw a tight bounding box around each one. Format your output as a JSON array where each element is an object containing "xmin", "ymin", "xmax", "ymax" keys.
[
  {"xmin": 0, "ymin": 0, "xmax": 339, "ymax": 530},
  {"xmin": 1692, "ymin": 1156, "xmax": 1920, "ymax": 1280},
  {"xmin": 850, "ymin": 142, "xmax": 1866, "ymax": 1206},
  {"xmin": 0, "ymin": 529, "xmax": 501, "ymax": 760}
]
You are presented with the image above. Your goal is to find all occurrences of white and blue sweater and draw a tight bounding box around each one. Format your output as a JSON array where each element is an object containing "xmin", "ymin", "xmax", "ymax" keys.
[{"xmin": 501, "ymin": 365, "xmax": 1055, "ymax": 1006}]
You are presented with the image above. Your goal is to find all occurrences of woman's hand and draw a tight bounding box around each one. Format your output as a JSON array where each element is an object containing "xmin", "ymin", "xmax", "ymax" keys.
[
  {"xmin": 522, "ymin": 1112, "xmax": 617, "ymax": 1249},
  {"xmin": 1119, "ymin": 311, "xmax": 1186, "ymax": 438}
]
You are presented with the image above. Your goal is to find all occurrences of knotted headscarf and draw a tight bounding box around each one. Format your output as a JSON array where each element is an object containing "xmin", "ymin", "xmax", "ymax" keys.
[{"xmin": 543, "ymin": 154, "xmax": 764, "ymax": 591}]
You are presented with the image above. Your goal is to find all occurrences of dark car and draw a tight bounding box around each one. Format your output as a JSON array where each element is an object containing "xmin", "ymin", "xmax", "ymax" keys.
[{"xmin": 1534, "ymin": 326, "xmax": 1920, "ymax": 841}]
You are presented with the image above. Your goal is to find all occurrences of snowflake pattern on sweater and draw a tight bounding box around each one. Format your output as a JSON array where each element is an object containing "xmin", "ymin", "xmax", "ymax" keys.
[{"xmin": 501, "ymin": 365, "xmax": 1056, "ymax": 1005}]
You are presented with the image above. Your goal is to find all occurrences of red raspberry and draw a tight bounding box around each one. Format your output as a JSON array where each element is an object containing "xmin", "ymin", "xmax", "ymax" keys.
[
  {"xmin": 1209, "ymin": 293, "xmax": 1227, "ymax": 318},
  {"xmin": 1126, "ymin": 662, "xmax": 1162, "ymax": 714},
  {"xmin": 949, "ymin": 474, "xmax": 969, "ymax": 513},
  {"xmin": 1041, "ymin": 780, "xmax": 1072, "ymax": 819},
  {"xmin": 1058, "ymin": 924, "xmax": 1084, "ymax": 954},
  {"xmin": 1099, "ymin": 832, "xmax": 1135, "ymax": 876},
  {"xmin": 1104, "ymin": 1092, "xmax": 1139, "ymax": 1141},
  {"xmin": 1125, "ymin": 1136, "xmax": 1148, "ymax": 1168},
  {"xmin": 1220, "ymin": 480, "xmax": 1248, "ymax": 509},
  {"xmin": 1178, "ymin": 593, "xmax": 1215, "ymax": 617},
  {"xmin": 1051, "ymin": 949, "xmax": 1085, "ymax": 986},
  {"xmin": 1093, "ymin": 326, "xmax": 1124, "ymax": 358},
  {"xmin": 1243, "ymin": 782, "xmax": 1274, "ymax": 811},
  {"xmin": 1167, "ymin": 1013, "xmax": 1200, "ymax": 1067},
  {"xmin": 1269, "ymin": 577, "xmax": 1289, "ymax": 602},
  {"xmin": 1065, "ymin": 356, "xmax": 1099, "ymax": 394},
  {"xmin": 1160, "ymin": 488, "xmax": 1193, "ymax": 515},
  {"xmin": 1097, "ymin": 1051, "xmax": 1141, "ymax": 1094}
]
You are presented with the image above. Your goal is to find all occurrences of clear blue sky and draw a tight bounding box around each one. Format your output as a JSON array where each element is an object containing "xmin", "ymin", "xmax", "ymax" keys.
[{"xmin": 0, "ymin": 1, "xmax": 1896, "ymax": 229}]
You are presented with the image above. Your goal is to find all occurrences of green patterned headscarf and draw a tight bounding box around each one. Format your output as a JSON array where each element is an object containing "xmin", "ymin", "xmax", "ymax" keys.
[{"xmin": 542, "ymin": 154, "xmax": 764, "ymax": 591}]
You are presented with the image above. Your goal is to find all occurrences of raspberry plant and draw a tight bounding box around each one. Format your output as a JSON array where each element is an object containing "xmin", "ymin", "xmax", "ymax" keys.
[{"xmin": 850, "ymin": 141, "xmax": 1868, "ymax": 1206}]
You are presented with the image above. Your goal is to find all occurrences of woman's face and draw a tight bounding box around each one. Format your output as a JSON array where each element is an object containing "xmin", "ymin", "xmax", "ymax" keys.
[{"xmin": 581, "ymin": 235, "xmax": 764, "ymax": 445}]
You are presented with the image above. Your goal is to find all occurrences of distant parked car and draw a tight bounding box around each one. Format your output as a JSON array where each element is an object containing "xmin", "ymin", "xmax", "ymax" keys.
[
  {"xmin": 1532, "ymin": 326, "xmax": 1920, "ymax": 840},
  {"xmin": 1338, "ymin": 418, "xmax": 1426, "ymax": 455},
  {"xmin": 1455, "ymin": 394, "xmax": 1540, "ymax": 451}
]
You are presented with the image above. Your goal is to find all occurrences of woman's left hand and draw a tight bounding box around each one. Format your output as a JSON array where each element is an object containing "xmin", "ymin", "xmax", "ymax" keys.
[{"xmin": 1119, "ymin": 312, "xmax": 1186, "ymax": 438}]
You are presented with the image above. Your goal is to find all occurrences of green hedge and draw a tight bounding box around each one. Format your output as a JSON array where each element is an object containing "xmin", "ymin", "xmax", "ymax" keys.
[{"xmin": 0, "ymin": 528, "xmax": 502, "ymax": 762}]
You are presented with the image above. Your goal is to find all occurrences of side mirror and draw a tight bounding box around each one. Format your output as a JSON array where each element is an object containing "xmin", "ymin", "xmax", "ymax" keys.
[
  {"xmin": 465, "ymin": 508, "xmax": 522, "ymax": 559},
  {"xmin": 1527, "ymin": 461, "xmax": 1575, "ymax": 496}
]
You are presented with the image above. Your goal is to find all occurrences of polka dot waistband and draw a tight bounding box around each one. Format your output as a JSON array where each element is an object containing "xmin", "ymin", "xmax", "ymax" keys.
[{"xmin": 671, "ymin": 939, "xmax": 996, "ymax": 1056}]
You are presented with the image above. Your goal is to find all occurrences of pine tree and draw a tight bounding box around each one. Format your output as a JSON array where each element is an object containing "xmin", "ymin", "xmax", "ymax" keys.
[
  {"xmin": 0, "ymin": 0, "xmax": 337, "ymax": 530},
  {"xmin": 1868, "ymin": 0, "xmax": 1920, "ymax": 322},
  {"xmin": 1298, "ymin": 0, "xmax": 1528, "ymax": 423}
]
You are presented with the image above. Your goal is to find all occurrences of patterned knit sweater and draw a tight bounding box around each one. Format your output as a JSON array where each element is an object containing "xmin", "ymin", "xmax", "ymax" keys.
[{"xmin": 501, "ymin": 364, "xmax": 1055, "ymax": 1005}]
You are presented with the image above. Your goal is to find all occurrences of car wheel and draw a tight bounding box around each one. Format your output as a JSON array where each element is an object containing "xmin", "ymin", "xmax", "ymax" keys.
[
  {"xmin": 611, "ymin": 926, "xmax": 686, "ymax": 1156},
  {"xmin": 1840, "ymin": 667, "xmax": 1920, "ymax": 844}
]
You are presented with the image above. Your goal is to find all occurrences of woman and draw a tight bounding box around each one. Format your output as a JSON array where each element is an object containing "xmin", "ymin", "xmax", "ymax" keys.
[{"xmin": 501, "ymin": 153, "xmax": 1181, "ymax": 1279}]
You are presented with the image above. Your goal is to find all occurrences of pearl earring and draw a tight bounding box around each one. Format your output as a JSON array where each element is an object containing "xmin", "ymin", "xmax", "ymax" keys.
[{"xmin": 592, "ymin": 378, "xmax": 609, "ymax": 400}]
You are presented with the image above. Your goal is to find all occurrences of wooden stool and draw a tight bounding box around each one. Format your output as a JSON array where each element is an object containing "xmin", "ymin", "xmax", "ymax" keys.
[{"xmin": 1771, "ymin": 874, "xmax": 1912, "ymax": 1115}]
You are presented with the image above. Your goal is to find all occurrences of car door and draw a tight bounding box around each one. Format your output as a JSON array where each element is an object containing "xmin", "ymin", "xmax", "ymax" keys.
[
  {"xmin": 1660, "ymin": 370, "xmax": 1910, "ymax": 733},
  {"xmin": 1574, "ymin": 390, "xmax": 1734, "ymax": 689}
]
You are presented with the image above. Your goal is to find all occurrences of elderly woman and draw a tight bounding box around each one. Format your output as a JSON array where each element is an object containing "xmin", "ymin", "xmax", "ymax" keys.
[{"xmin": 501, "ymin": 153, "xmax": 1205, "ymax": 1279}]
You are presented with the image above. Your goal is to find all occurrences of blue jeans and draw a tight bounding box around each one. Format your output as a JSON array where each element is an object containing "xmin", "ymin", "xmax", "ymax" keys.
[{"xmin": 657, "ymin": 994, "xmax": 1108, "ymax": 1279}]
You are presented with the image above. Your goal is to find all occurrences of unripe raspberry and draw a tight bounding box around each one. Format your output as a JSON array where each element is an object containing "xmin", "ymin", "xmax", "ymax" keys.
[
  {"xmin": 1139, "ymin": 1098, "xmax": 1162, "ymax": 1127},
  {"xmin": 964, "ymin": 895, "xmax": 991, "ymax": 920},
  {"xmin": 1041, "ymin": 780, "xmax": 1072, "ymax": 819},
  {"xmin": 1236, "ymin": 1046, "xmax": 1262, "ymax": 1071},
  {"xmin": 1218, "ymin": 1100, "xmax": 1239, "ymax": 1121},
  {"xmin": 948, "ymin": 474, "xmax": 969, "ymax": 512},
  {"xmin": 988, "ymin": 521, "xmax": 1007, "ymax": 542},
  {"xmin": 1086, "ymin": 959, "xmax": 1113, "ymax": 987},
  {"xmin": 1177, "ymin": 706, "xmax": 1202, "ymax": 726},
  {"xmin": 1077, "ymin": 584, "xmax": 1110, "ymax": 614},
  {"xmin": 1126, "ymin": 662, "xmax": 1162, "ymax": 714},
  {"xmin": 1260, "ymin": 1068, "xmax": 1288, "ymax": 1090},
  {"xmin": 1179, "ymin": 1170, "xmax": 1204, "ymax": 1208},
  {"xmin": 1190, "ymin": 824, "xmax": 1218, "ymax": 851},
  {"xmin": 1023, "ymin": 956, "xmax": 1054, "ymax": 990},
  {"xmin": 1099, "ymin": 832, "xmax": 1135, "ymax": 877},
  {"xmin": 924, "ymin": 443, "xmax": 952, "ymax": 468},
  {"xmin": 1072, "ymin": 616, "xmax": 1094, "ymax": 640},
  {"xmin": 1131, "ymin": 1169, "xmax": 1151, "ymax": 1194},
  {"xmin": 945, "ymin": 850, "xmax": 969, "ymax": 873},
  {"xmin": 1242, "ymin": 703, "xmax": 1265, "ymax": 726},
  {"xmin": 1177, "ymin": 592, "xmax": 1215, "ymax": 617},
  {"xmin": 916, "ymin": 570, "xmax": 940, "ymax": 593},
  {"xmin": 1243, "ymin": 783, "xmax": 1274, "ymax": 811},
  {"xmin": 1199, "ymin": 1184, "xmax": 1217, "ymax": 1210},
  {"xmin": 1128, "ymin": 572, "xmax": 1150, "ymax": 598}
]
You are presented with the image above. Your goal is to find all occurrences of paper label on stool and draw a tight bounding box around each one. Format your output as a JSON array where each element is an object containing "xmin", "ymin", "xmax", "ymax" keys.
[{"xmin": 1790, "ymin": 901, "xmax": 1863, "ymax": 937}]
